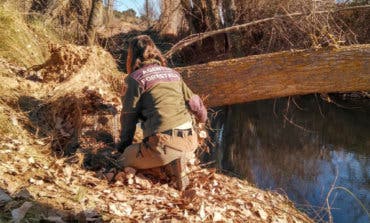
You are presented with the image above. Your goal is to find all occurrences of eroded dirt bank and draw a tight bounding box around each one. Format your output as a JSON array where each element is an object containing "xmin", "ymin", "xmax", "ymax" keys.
[{"xmin": 0, "ymin": 45, "xmax": 312, "ymax": 222}]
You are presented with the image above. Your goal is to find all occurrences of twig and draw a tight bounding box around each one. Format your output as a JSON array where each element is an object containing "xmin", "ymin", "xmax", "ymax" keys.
[
  {"xmin": 165, "ymin": 5, "xmax": 370, "ymax": 58},
  {"xmin": 325, "ymin": 166, "xmax": 339, "ymax": 223},
  {"xmin": 273, "ymin": 98, "xmax": 278, "ymax": 118},
  {"xmin": 315, "ymin": 94, "xmax": 325, "ymax": 118},
  {"xmin": 282, "ymin": 114, "xmax": 315, "ymax": 133},
  {"xmin": 330, "ymin": 186, "xmax": 370, "ymax": 218},
  {"xmin": 292, "ymin": 96, "xmax": 304, "ymax": 111},
  {"xmin": 323, "ymin": 166, "xmax": 370, "ymax": 222},
  {"xmin": 199, "ymin": 160, "xmax": 216, "ymax": 167}
]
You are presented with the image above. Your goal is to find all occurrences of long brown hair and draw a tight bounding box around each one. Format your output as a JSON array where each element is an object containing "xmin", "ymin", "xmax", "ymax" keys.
[{"xmin": 126, "ymin": 35, "xmax": 167, "ymax": 74}]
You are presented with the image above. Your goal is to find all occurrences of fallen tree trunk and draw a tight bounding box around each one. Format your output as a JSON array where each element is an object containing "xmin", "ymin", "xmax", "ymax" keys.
[{"xmin": 176, "ymin": 44, "xmax": 370, "ymax": 107}]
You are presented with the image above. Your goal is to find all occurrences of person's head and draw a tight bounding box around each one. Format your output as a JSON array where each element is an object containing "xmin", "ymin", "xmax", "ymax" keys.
[{"xmin": 126, "ymin": 35, "xmax": 167, "ymax": 73}]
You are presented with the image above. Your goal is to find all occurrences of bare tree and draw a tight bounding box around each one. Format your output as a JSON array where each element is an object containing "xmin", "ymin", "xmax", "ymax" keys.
[
  {"xmin": 180, "ymin": 0, "xmax": 228, "ymax": 53},
  {"xmin": 141, "ymin": 0, "xmax": 160, "ymax": 27},
  {"xmin": 106, "ymin": 0, "xmax": 114, "ymax": 25},
  {"xmin": 159, "ymin": 0, "xmax": 185, "ymax": 37},
  {"xmin": 86, "ymin": 0, "xmax": 103, "ymax": 45}
]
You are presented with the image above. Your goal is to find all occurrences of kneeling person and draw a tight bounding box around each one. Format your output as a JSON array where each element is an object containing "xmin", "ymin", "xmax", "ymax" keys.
[{"xmin": 118, "ymin": 35, "xmax": 207, "ymax": 189}]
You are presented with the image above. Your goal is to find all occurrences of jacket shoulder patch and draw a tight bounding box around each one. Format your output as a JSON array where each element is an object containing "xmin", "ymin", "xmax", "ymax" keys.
[{"xmin": 131, "ymin": 65, "xmax": 181, "ymax": 91}]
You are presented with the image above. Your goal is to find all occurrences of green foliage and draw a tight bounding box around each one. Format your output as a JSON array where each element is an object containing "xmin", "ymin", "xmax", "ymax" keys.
[{"xmin": 114, "ymin": 9, "xmax": 140, "ymax": 23}]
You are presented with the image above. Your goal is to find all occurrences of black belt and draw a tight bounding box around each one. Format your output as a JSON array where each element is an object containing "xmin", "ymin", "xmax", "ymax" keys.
[{"xmin": 162, "ymin": 128, "xmax": 193, "ymax": 137}]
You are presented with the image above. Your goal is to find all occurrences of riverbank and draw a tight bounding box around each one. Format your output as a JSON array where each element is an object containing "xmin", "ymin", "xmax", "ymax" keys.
[{"xmin": 0, "ymin": 43, "xmax": 313, "ymax": 222}]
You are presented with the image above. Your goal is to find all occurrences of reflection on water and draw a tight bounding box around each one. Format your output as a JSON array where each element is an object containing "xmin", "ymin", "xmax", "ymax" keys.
[{"xmin": 208, "ymin": 96, "xmax": 369, "ymax": 223}]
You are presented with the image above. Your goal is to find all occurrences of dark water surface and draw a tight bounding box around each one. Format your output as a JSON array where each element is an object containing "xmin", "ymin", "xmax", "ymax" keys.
[{"xmin": 207, "ymin": 96, "xmax": 369, "ymax": 223}]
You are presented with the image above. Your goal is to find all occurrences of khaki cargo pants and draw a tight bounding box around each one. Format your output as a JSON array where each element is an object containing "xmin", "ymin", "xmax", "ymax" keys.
[{"xmin": 119, "ymin": 129, "xmax": 198, "ymax": 169}]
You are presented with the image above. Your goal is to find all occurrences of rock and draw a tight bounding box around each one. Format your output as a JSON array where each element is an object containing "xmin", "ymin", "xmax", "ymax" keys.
[
  {"xmin": 11, "ymin": 201, "xmax": 33, "ymax": 223},
  {"xmin": 14, "ymin": 188, "xmax": 32, "ymax": 199},
  {"xmin": 114, "ymin": 171, "xmax": 126, "ymax": 182},
  {"xmin": 0, "ymin": 189, "xmax": 12, "ymax": 206},
  {"xmin": 42, "ymin": 216, "xmax": 66, "ymax": 223},
  {"xmin": 105, "ymin": 172, "xmax": 115, "ymax": 182},
  {"xmin": 124, "ymin": 167, "xmax": 136, "ymax": 176}
]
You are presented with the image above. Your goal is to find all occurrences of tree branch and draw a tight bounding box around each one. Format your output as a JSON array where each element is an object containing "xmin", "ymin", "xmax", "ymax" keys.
[{"xmin": 164, "ymin": 5, "xmax": 370, "ymax": 59}]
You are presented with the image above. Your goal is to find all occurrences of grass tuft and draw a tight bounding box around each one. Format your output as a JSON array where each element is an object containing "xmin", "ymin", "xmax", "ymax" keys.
[
  {"xmin": 0, "ymin": 108, "xmax": 17, "ymax": 135},
  {"xmin": 0, "ymin": 2, "xmax": 46, "ymax": 67}
]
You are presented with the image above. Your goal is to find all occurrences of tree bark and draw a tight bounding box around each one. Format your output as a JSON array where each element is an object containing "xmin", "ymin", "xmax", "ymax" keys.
[
  {"xmin": 106, "ymin": 0, "xmax": 114, "ymax": 25},
  {"xmin": 159, "ymin": 0, "xmax": 184, "ymax": 37},
  {"xmin": 175, "ymin": 44, "xmax": 370, "ymax": 107},
  {"xmin": 86, "ymin": 0, "xmax": 103, "ymax": 46}
]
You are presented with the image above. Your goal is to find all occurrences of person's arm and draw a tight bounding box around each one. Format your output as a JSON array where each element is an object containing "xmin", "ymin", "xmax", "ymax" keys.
[
  {"xmin": 118, "ymin": 76, "xmax": 141, "ymax": 152},
  {"xmin": 181, "ymin": 80, "xmax": 207, "ymax": 123}
]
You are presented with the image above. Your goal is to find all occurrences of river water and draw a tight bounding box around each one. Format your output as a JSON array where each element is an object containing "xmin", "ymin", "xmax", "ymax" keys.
[{"xmin": 207, "ymin": 96, "xmax": 369, "ymax": 223}]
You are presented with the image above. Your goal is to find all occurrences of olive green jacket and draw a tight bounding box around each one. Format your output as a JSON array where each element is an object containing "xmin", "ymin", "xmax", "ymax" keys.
[{"xmin": 119, "ymin": 64, "xmax": 207, "ymax": 150}]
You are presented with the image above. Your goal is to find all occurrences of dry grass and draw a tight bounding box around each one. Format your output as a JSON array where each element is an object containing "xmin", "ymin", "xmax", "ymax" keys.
[
  {"xmin": 0, "ymin": 110, "xmax": 16, "ymax": 135},
  {"xmin": 0, "ymin": 2, "xmax": 47, "ymax": 67}
]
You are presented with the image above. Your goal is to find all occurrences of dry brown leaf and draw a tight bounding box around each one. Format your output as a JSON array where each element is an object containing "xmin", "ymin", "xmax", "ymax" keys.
[
  {"xmin": 199, "ymin": 202, "xmax": 206, "ymax": 220},
  {"xmin": 292, "ymin": 216, "xmax": 304, "ymax": 223},
  {"xmin": 27, "ymin": 157, "xmax": 35, "ymax": 164},
  {"xmin": 183, "ymin": 189, "xmax": 197, "ymax": 202},
  {"xmin": 29, "ymin": 177, "xmax": 44, "ymax": 185},
  {"xmin": 127, "ymin": 178, "xmax": 134, "ymax": 185},
  {"xmin": 46, "ymin": 185, "xmax": 57, "ymax": 192},
  {"xmin": 63, "ymin": 166, "xmax": 72, "ymax": 184},
  {"xmin": 34, "ymin": 139, "xmax": 46, "ymax": 145},
  {"xmin": 114, "ymin": 180, "xmax": 124, "ymax": 186},
  {"xmin": 213, "ymin": 211, "xmax": 223, "ymax": 221},
  {"xmin": 256, "ymin": 209, "xmax": 268, "ymax": 220},
  {"xmin": 113, "ymin": 192, "xmax": 126, "ymax": 202},
  {"xmin": 103, "ymin": 189, "xmax": 111, "ymax": 194},
  {"xmin": 143, "ymin": 213, "xmax": 156, "ymax": 221},
  {"xmin": 134, "ymin": 173, "xmax": 152, "ymax": 189},
  {"xmin": 11, "ymin": 201, "xmax": 33, "ymax": 223},
  {"xmin": 272, "ymin": 215, "xmax": 288, "ymax": 223},
  {"xmin": 109, "ymin": 203, "xmax": 132, "ymax": 217}
]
